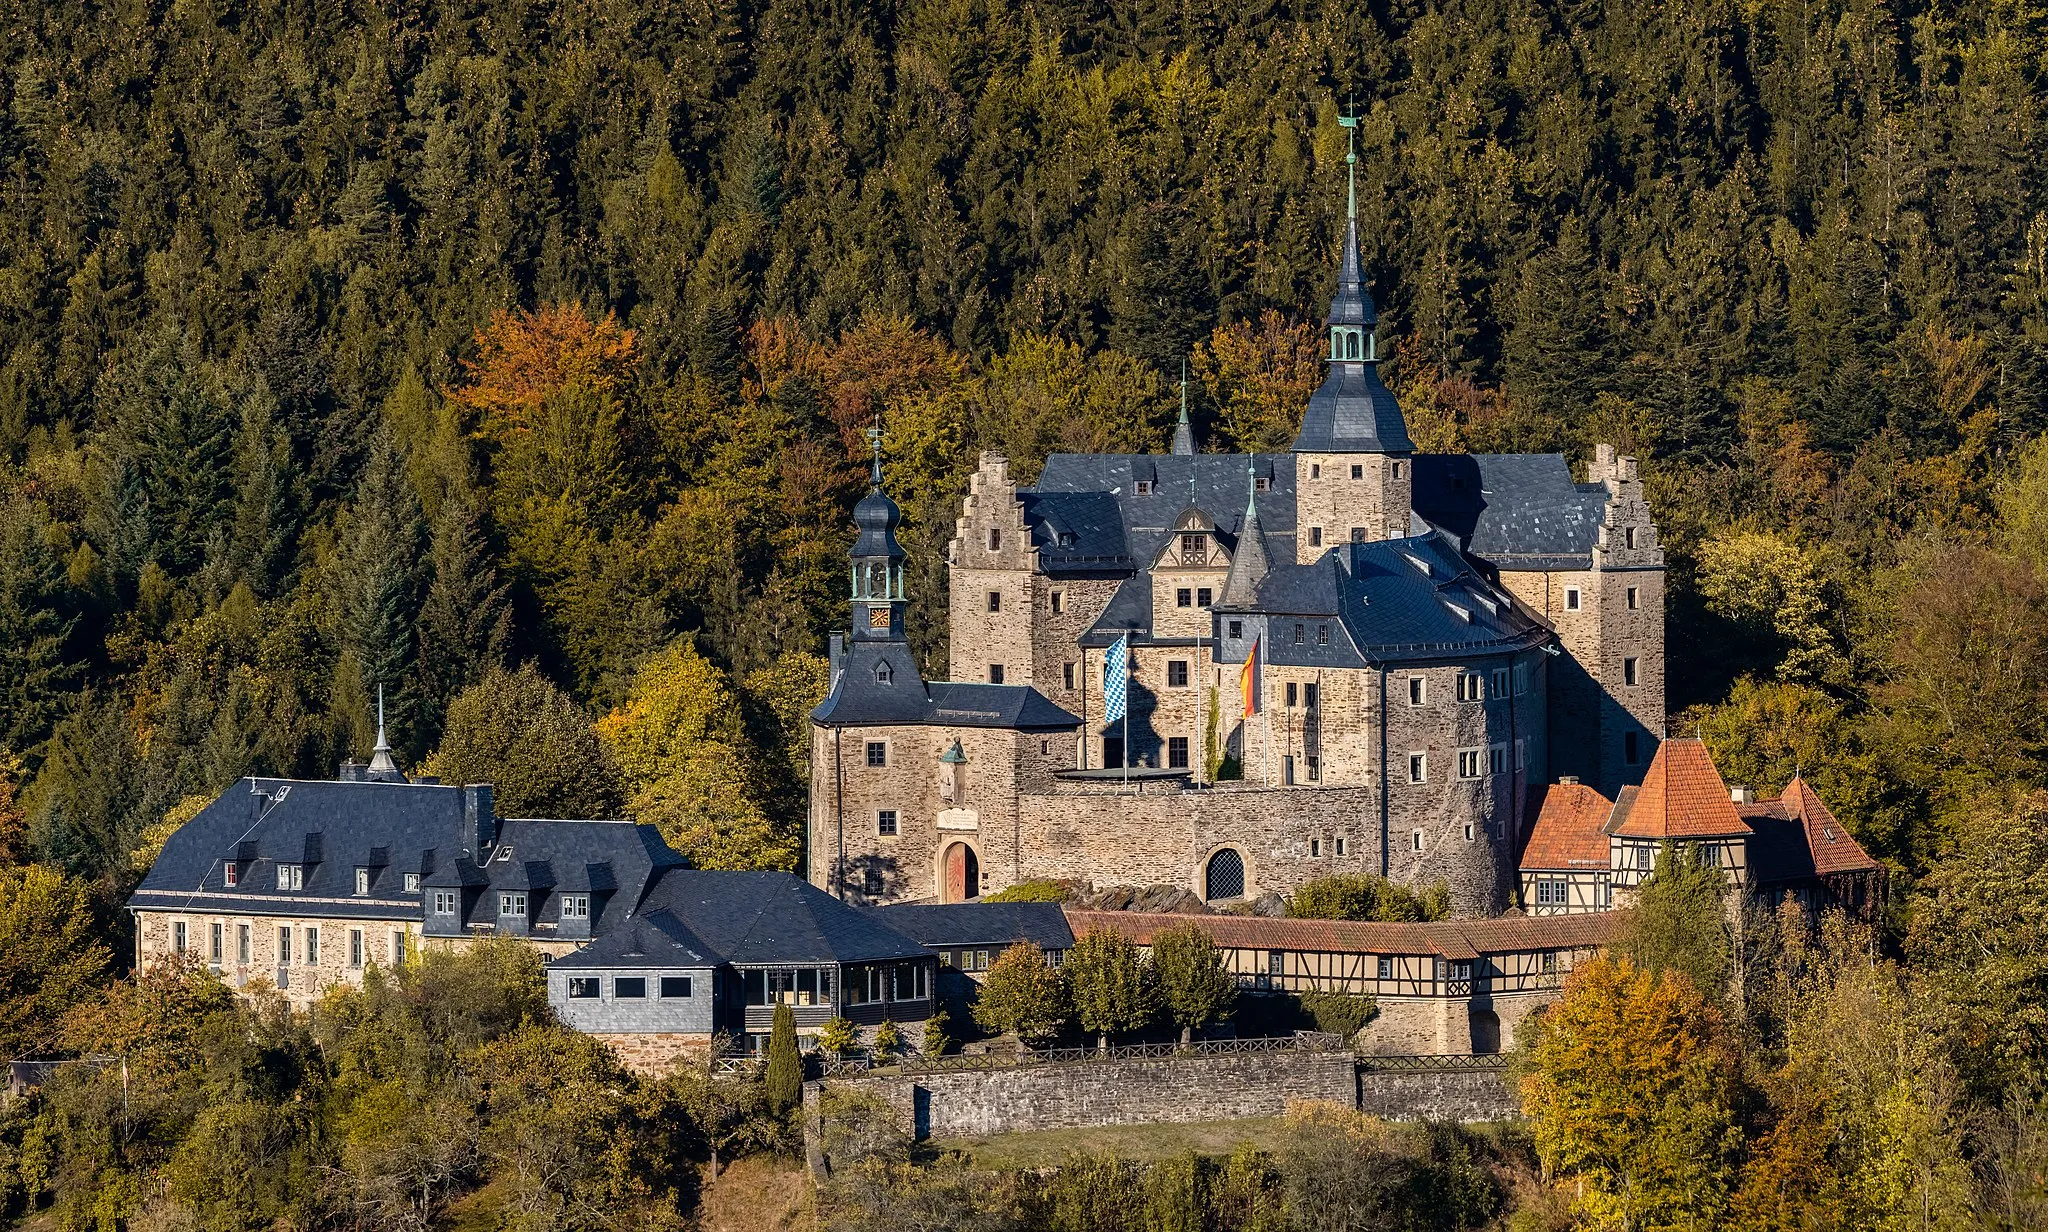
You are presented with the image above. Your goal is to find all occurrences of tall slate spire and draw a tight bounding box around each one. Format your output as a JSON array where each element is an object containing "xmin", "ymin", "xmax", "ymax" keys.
[
  {"xmin": 1171, "ymin": 360, "xmax": 1196, "ymax": 456},
  {"xmin": 1218, "ymin": 468, "xmax": 1272, "ymax": 609},
  {"xmin": 1291, "ymin": 107, "xmax": 1413, "ymax": 455},
  {"xmin": 366, "ymin": 685, "xmax": 406, "ymax": 782}
]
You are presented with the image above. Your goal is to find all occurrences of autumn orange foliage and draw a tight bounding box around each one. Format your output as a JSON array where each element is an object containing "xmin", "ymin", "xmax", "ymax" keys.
[{"xmin": 449, "ymin": 303, "xmax": 639, "ymax": 435}]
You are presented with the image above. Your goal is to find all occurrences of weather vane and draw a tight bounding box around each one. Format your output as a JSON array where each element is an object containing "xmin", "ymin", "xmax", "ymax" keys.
[{"xmin": 864, "ymin": 416, "xmax": 883, "ymax": 486}]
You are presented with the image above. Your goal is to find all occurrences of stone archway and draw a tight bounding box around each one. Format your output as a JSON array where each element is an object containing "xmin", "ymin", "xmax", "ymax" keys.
[
  {"xmin": 1469, "ymin": 1007, "xmax": 1502, "ymax": 1054},
  {"xmin": 942, "ymin": 842, "xmax": 980, "ymax": 903},
  {"xmin": 1204, "ymin": 848, "xmax": 1246, "ymax": 901}
]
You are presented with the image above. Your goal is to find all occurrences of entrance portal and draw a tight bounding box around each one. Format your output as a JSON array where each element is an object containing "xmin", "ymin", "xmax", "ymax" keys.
[{"xmin": 943, "ymin": 842, "xmax": 979, "ymax": 902}]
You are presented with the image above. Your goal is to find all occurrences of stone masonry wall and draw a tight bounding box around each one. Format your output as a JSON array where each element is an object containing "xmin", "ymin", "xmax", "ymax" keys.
[
  {"xmin": 1293, "ymin": 452, "xmax": 1412, "ymax": 553},
  {"xmin": 593, "ymin": 1032, "xmax": 714, "ymax": 1076},
  {"xmin": 1356, "ymin": 1067, "xmax": 1519, "ymax": 1122},
  {"xmin": 135, "ymin": 909, "xmax": 422, "ymax": 1010},
  {"xmin": 859, "ymin": 1050, "xmax": 1359, "ymax": 1140}
]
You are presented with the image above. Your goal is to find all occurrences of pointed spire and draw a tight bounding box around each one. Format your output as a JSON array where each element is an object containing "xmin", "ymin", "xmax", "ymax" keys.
[
  {"xmin": 367, "ymin": 685, "xmax": 404, "ymax": 781},
  {"xmin": 1218, "ymin": 465, "xmax": 1271, "ymax": 609},
  {"xmin": 864, "ymin": 417, "xmax": 884, "ymax": 489},
  {"xmin": 1171, "ymin": 359, "xmax": 1196, "ymax": 455}
]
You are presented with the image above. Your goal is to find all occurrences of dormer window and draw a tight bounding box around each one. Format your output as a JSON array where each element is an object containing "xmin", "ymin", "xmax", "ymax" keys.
[
  {"xmin": 354, "ymin": 867, "xmax": 370, "ymax": 896},
  {"xmin": 1058, "ymin": 532, "xmax": 1076, "ymax": 547},
  {"xmin": 1254, "ymin": 477, "xmax": 1271, "ymax": 492},
  {"xmin": 275, "ymin": 864, "xmax": 304, "ymax": 890},
  {"xmin": 404, "ymin": 873, "xmax": 420, "ymax": 892},
  {"xmin": 561, "ymin": 894, "xmax": 589, "ymax": 919},
  {"xmin": 499, "ymin": 892, "xmax": 526, "ymax": 917},
  {"xmin": 874, "ymin": 661, "xmax": 893, "ymax": 685},
  {"xmin": 223, "ymin": 863, "xmax": 238, "ymax": 887},
  {"xmin": 1135, "ymin": 480, "xmax": 1153, "ymax": 495},
  {"xmin": 432, "ymin": 890, "xmax": 457, "ymax": 914}
]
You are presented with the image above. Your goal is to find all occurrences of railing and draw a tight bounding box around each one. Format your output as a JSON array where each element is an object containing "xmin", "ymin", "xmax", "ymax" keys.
[
  {"xmin": 897, "ymin": 1031, "xmax": 1345, "ymax": 1075},
  {"xmin": 1357, "ymin": 1052, "xmax": 1511, "ymax": 1073}
]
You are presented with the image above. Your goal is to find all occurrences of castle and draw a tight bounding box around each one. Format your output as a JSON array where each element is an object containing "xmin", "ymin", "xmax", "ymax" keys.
[{"xmin": 807, "ymin": 157, "xmax": 1665, "ymax": 917}]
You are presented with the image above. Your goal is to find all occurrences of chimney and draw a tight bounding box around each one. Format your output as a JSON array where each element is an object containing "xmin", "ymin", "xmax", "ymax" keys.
[
  {"xmin": 337, "ymin": 759, "xmax": 362, "ymax": 783},
  {"xmin": 1558, "ymin": 775, "xmax": 1579, "ymax": 786},
  {"xmin": 1729, "ymin": 785, "xmax": 1754, "ymax": 804},
  {"xmin": 464, "ymin": 784, "xmax": 495, "ymax": 856}
]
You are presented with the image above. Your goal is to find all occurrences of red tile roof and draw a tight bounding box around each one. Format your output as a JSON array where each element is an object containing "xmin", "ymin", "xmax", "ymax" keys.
[
  {"xmin": 1778, "ymin": 776, "xmax": 1880, "ymax": 877},
  {"xmin": 1519, "ymin": 782, "xmax": 1615, "ymax": 870},
  {"xmin": 1610, "ymin": 739, "xmax": 1753, "ymax": 839},
  {"xmin": 1062, "ymin": 908, "xmax": 1622, "ymax": 959}
]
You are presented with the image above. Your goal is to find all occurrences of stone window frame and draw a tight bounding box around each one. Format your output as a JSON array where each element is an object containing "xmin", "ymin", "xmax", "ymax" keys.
[
  {"xmin": 865, "ymin": 740, "xmax": 889, "ymax": 768},
  {"xmin": 1456, "ymin": 672, "xmax": 1483, "ymax": 703},
  {"xmin": 1167, "ymin": 737, "xmax": 1189, "ymax": 769},
  {"xmin": 988, "ymin": 528, "xmax": 1001, "ymax": 552},
  {"xmin": 172, "ymin": 919, "xmax": 188, "ymax": 953},
  {"xmin": 877, "ymin": 809, "xmax": 899, "ymax": 837},
  {"xmin": 237, "ymin": 923, "xmax": 251, "ymax": 964},
  {"xmin": 1166, "ymin": 660, "xmax": 1189, "ymax": 688},
  {"xmin": 1623, "ymin": 656, "xmax": 1640, "ymax": 687},
  {"xmin": 1136, "ymin": 480, "xmax": 1154, "ymax": 495},
  {"xmin": 1407, "ymin": 676, "xmax": 1427, "ymax": 707},
  {"xmin": 350, "ymin": 928, "xmax": 365, "ymax": 969},
  {"xmin": 1306, "ymin": 755, "xmax": 1321, "ymax": 782},
  {"xmin": 1310, "ymin": 837, "xmax": 1321, "ymax": 857},
  {"xmin": 1176, "ymin": 587, "xmax": 1193, "ymax": 607},
  {"xmin": 1050, "ymin": 590, "xmax": 1064, "ymax": 614},
  {"xmin": 1332, "ymin": 833, "xmax": 1342, "ymax": 853},
  {"xmin": 986, "ymin": 590, "xmax": 1001, "ymax": 613},
  {"xmin": 1309, "ymin": 526, "xmax": 1323, "ymax": 547},
  {"xmin": 393, "ymin": 930, "xmax": 408, "ymax": 964},
  {"xmin": 1626, "ymin": 586, "xmax": 1640, "ymax": 610},
  {"xmin": 1063, "ymin": 662, "xmax": 1075, "ymax": 690},
  {"xmin": 1350, "ymin": 463, "xmax": 1364, "ymax": 479},
  {"xmin": 1464, "ymin": 822, "xmax": 1477, "ymax": 842},
  {"xmin": 1254, "ymin": 476, "xmax": 1271, "ymax": 492},
  {"xmin": 1624, "ymin": 526, "xmax": 1638, "ymax": 549},
  {"xmin": 1490, "ymin": 666, "xmax": 1510, "ymax": 698},
  {"xmin": 1407, "ymin": 752, "xmax": 1428, "ymax": 783},
  {"xmin": 989, "ymin": 664, "xmax": 1005, "ymax": 684},
  {"xmin": 304, "ymin": 927, "xmax": 319, "ymax": 966},
  {"xmin": 209, "ymin": 922, "xmax": 223, "ymax": 963},
  {"xmin": 1489, "ymin": 743, "xmax": 1509, "ymax": 775},
  {"xmin": 1198, "ymin": 586, "xmax": 1213, "ymax": 607},
  {"xmin": 1564, "ymin": 586, "xmax": 1582, "ymax": 611},
  {"xmin": 1456, "ymin": 747, "xmax": 1484, "ymax": 780},
  {"xmin": 1411, "ymin": 829, "xmax": 1424, "ymax": 852}
]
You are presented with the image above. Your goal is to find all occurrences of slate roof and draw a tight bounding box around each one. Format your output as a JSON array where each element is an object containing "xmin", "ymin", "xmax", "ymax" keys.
[
  {"xmin": 1064, "ymin": 908, "xmax": 1622, "ymax": 958},
  {"xmin": 1292, "ymin": 361, "xmax": 1415, "ymax": 453},
  {"xmin": 1520, "ymin": 782, "xmax": 1617, "ymax": 871},
  {"xmin": 130, "ymin": 777, "xmax": 480, "ymax": 920},
  {"xmin": 812, "ymin": 636, "xmax": 1080, "ymax": 729},
  {"xmin": 1609, "ymin": 739, "xmax": 1754, "ymax": 839},
  {"xmin": 1033, "ymin": 453, "xmax": 1298, "ymax": 573},
  {"xmin": 873, "ymin": 901, "xmax": 1076, "ymax": 951},
  {"xmin": 470, "ymin": 818, "xmax": 684, "ymax": 927},
  {"xmin": 636, "ymin": 870, "xmax": 931, "ymax": 966},
  {"xmin": 1411, "ymin": 454, "xmax": 1610, "ymax": 570},
  {"xmin": 1325, "ymin": 533, "xmax": 1551, "ymax": 663},
  {"xmin": 548, "ymin": 908, "xmax": 719, "ymax": 970}
]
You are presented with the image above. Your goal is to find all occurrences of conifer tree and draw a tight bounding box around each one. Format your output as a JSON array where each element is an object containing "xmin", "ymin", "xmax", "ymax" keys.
[
  {"xmin": 0, "ymin": 495, "xmax": 79, "ymax": 756},
  {"xmin": 416, "ymin": 497, "xmax": 513, "ymax": 726},
  {"xmin": 765, "ymin": 1001, "xmax": 802, "ymax": 1114}
]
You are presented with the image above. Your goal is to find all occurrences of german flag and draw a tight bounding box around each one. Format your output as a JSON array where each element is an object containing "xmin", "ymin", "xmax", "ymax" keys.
[{"xmin": 1241, "ymin": 638, "xmax": 1260, "ymax": 717}]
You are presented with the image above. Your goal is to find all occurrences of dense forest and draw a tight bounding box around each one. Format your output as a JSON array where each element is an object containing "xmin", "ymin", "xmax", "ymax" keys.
[{"xmin": 1, "ymin": 0, "xmax": 2046, "ymax": 1225}]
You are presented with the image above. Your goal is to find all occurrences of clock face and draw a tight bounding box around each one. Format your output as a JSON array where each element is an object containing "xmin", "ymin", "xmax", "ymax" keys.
[{"xmin": 868, "ymin": 606, "xmax": 893, "ymax": 629}]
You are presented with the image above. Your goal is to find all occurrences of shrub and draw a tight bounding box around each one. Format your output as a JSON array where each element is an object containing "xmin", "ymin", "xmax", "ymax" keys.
[
  {"xmin": 984, "ymin": 879, "xmax": 1069, "ymax": 903},
  {"xmin": 873, "ymin": 1018, "xmax": 904, "ymax": 1061},
  {"xmin": 1300, "ymin": 989, "xmax": 1377, "ymax": 1040},
  {"xmin": 818, "ymin": 1015, "xmax": 858, "ymax": 1058}
]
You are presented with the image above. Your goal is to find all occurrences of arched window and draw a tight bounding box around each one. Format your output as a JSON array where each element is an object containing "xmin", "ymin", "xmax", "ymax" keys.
[
  {"xmin": 1205, "ymin": 848, "xmax": 1245, "ymax": 901},
  {"xmin": 865, "ymin": 562, "xmax": 888, "ymax": 598}
]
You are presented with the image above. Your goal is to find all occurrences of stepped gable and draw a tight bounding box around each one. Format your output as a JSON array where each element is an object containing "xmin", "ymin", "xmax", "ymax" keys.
[
  {"xmin": 1519, "ymin": 781, "xmax": 1617, "ymax": 871},
  {"xmin": 1409, "ymin": 454, "xmax": 1611, "ymax": 570},
  {"xmin": 1609, "ymin": 738, "xmax": 1752, "ymax": 840}
]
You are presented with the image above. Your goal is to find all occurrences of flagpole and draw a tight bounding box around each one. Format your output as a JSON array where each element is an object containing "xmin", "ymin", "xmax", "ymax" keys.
[{"xmin": 1260, "ymin": 632, "xmax": 1273, "ymax": 787}]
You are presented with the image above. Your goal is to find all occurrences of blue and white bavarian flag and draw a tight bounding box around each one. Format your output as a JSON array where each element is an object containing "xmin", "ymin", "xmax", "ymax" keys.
[{"xmin": 1103, "ymin": 633, "xmax": 1130, "ymax": 724}]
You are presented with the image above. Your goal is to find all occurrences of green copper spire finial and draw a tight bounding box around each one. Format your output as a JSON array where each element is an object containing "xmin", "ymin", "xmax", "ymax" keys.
[{"xmin": 1337, "ymin": 96, "xmax": 1359, "ymax": 223}]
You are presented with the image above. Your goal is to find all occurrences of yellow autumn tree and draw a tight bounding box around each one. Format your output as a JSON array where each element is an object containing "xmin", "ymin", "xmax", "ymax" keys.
[
  {"xmin": 1191, "ymin": 311, "xmax": 1321, "ymax": 453},
  {"xmin": 597, "ymin": 640, "xmax": 797, "ymax": 871},
  {"xmin": 1520, "ymin": 953, "xmax": 1743, "ymax": 1230}
]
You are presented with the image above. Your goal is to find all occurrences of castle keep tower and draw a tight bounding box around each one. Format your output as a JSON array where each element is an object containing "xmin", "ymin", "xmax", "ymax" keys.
[{"xmin": 1292, "ymin": 113, "xmax": 1414, "ymax": 560}]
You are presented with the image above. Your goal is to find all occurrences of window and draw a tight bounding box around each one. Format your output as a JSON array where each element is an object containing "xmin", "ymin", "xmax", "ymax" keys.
[
  {"xmin": 1635, "ymin": 845, "xmax": 1654, "ymax": 871},
  {"xmin": 1283, "ymin": 756, "xmax": 1296, "ymax": 785},
  {"xmin": 1458, "ymin": 749, "xmax": 1482, "ymax": 779},
  {"xmin": 1304, "ymin": 682, "xmax": 1319, "ymax": 708},
  {"xmin": 1603, "ymin": 879, "xmax": 1614, "ymax": 907},
  {"xmin": 1408, "ymin": 753, "xmax": 1427, "ymax": 783},
  {"xmin": 1333, "ymin": 833, "xmax": 1342, "ymax": 853},
  {"xmin": 1350, "ymin": 527, "xmax": 1365, "ymax": 543},
  {"xmin": 1408, "ymin": 677, "xmax": 1427, "ymax": 706},
  {"xmin": 1286, "ymin": 682, "xmax": 1298, "ymax": 707},
  {"xmin": 392, "ymin": 931, "xmax": 408, "ymax": 964},
  {"xmin": 433, "ymin": 890, "xmax": 457, "ymax": 915},
  {"xmin": 278, "ymin": 927, "xmax": 292, "ymax": 965},
  {"xmin": 1167, "ymin": 660, "xmax": 1188, "ymax": 688},
  {"xmin": 1491, "ymin": 667, "xmax": 1509, "ymax": 697},
  {"xmin": 1309, "ymin": 527, "xmax": 1323, "ymax": 547},
  {"xmin": 614, "ymin": 977, "xmax": 647, "ymax": 999},
  {"xmin": 1624, "ymin": 657, "xmax": 1639, "ymax": 687},
  {"xmin": 223, "ymin": 863, "xmax": 238, "ymax": 887},
  {"xmin": 1536, "ymin": 880, "xmax": 1566, "ymax": 906},
  {"xmin": 350, "ymin": 929, "xmax": 364, "ymax": 968},
  {"xmin": 500, "ymin": 893, "xmax": 527, "ymax": 917},
  {"xmin": 1377, "ymin": 956, "xmax": 1393, "ymax": 980},
  {"xmin": 173, "ymin": 921, "xmax": 188, "ymax": 953},
  {"xmin": 404, "ymin": 872, "xmax": 420, "ymax": 892},
  {"xmin": 1311, "ymin": 464, "xmax": 1321, "ymax": 478},
  {"xmin": 1464, "ymin": 822, "xmax": 1477, "ymax": 842},
  {"xmin": 568, "ymin": 977, "xmax": 600, "ymax": 998},
  {"xmin": 1350, "ymin": 464, "xmax": 1364, "ymax": 479},
  {"xmin": 875, "ymin": 661, "xmax": 893, "ymax": 684},
  {"xmin": 1168, "ymin": 737, "xmax": 1189, "ymax": 769},
  {"xmin": 1701, "ymin": 843, "xmax": 1723, "ymax": 868},
  {"xmin": 1411, "ymin": 830, "xmax": 1424, "ymax": 852},
  {"xmin": 989, "ymin": 664, "xmax": 1005, "ymax": 684},
  {"xmin": 1447, "ymin": 960, "xmax": 1471, "ymax": 982},
  {"xmin": 1626, "ymin": 586, "xmax": 1639, "ymax": 610},
  {"xmin": 1177, "ymin": 587, "xmax": 1192, "ymax": 607},
  {"xmin": 1310, "ymin": 838, "xmax": 1321, "ymax": 857},
  {"xmin": 1624, "ymin": 731, "xmax": 1641, "ymax": 765},
  {"xmin": 1513, "ymin": 662, "xmax": 1530, "ymax": 695},
  {"xmin": 1307, "ymin": 756, "xmax": 1321, "ymax": 782},
  {"xmin": 864, "ymin": 869, "xmax": 884, "ymax": 895},
  {"xmin": 1490, "ymin": 744, "xmax": 1509, "ymax": 775},
  {"xmin": 866, "ymin": 741, "xmax": 888, "ymax": 767},
  {"xmin": 304, "ymin": 928, "xmax": 319, "ymax": 965},
  {"xmin": 877, "ymin": 809, "xmax": 898, "ymax": 836},
  {"xmin": 1268, "ymin": 950, "xmax": 1285, "ymax": 976},
  {"xmin": 1317, "ymin": 624, "xmax": 1329, "ymax": 646},
  {"xmin": 562, "ymin": 894, "xmax": 589, "ymax": 919},
  {"xmin": 1515, "ymin": 738, "xmax": 1527, "ymax": 770},
  {"xmin": 1051, "ymin": 591, "xmax": 1064, "ymax": 614},
  {"xmin": 1135, "ymin": 480, "xmax": 1153, "ymax": 495},
  {"xmin": 1254, "ymin": 476, "xmax": 1270, "ymax": 492},
  {"xmin": 1625, "ymin": 526, "xmax": 1638, "ymax": 549},
  {"xmin": 975, "ymin": 950, "xmax": 991, "ymax": 971},
  {"xmin": 1542, "ymin": 951, "xmax": 1558, "ymax": 974},
  {"xmin": 276, "ymin": 863, "xmax": 303, "ymax": 890},
  {"xmin": 210, "ymin": 922, "xmax": 223, "ymax": 962},
  {"xmin": 892, "ymin": 963, "xmax": 930, "ymax": 1001},
  {"xmin": 1457, "ymin": 673, "xmax": 1483, "ymax": 703},
  {"xmin": 987, "ymin": 528, "xmax": 1000, "ymax": 551},
  {"xmin": 1180, "ymin": 532, "xmax": 1205, "ymax": 559},
  {"xmin": 1228, "ymin": 620, "xmax": 1243, "ymax": 640},
  {"xmin": 354, "ymin": 867, "xmax": 370, "ymax": 895},
  {"xmin": 237, "ymin": 924, "xmax": 251, "ymax": 964},
  {"xmin": 661, "ymin": 976, "xmax": 693, "ymax": 998},
  {"xmin": 986, "ymin": 591, "xmax": 1001, "ymax": 613},
  {"xmin": 1197, "ymin": 587, "xmax": 1212, "ymax": 607},
  {"xmin": 1564, "ymin": 587, "xmax": 1582, "ymax": 611},
  {"xmin": 1063, "ymin": 662, "xmax": 1075, "ymax": 689}
]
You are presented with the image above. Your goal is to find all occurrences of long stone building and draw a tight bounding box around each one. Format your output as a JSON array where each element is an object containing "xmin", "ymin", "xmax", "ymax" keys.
[{"xmin": 809, "ymin": 161, "xmax": 1666, "ymax": 916}]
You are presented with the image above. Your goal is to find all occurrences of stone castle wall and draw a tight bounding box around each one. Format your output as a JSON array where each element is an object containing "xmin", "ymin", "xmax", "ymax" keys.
[{"xmin": 134, "ymin": 909, "xmax": 425, "ymax": 1010}]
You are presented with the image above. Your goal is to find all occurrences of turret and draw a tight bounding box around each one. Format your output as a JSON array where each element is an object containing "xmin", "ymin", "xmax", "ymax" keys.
[{"xmin": 850, "ymin": 426, "xmax": 907, "ymax": 643}]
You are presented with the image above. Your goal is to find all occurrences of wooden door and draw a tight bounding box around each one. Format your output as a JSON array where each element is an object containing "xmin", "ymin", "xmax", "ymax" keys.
[{"xmin": 944, "ymin": 844, "xmax": 966, "ymax": 903}]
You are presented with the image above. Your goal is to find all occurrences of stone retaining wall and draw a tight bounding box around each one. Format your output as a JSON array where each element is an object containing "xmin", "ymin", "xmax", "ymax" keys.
[{"xmin": 1357, "ymin": 1066, "xmax": 1519, "ymax": 1122}]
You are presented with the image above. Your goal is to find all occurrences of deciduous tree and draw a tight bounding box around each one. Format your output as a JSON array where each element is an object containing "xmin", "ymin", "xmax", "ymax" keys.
[
  {"xmin": 1064, "ymin": 928, "xmax": 1159, "ymax": 1050},
  {"xmin": 1151, "ymin": 922, "xmax": 1237, "ymax": 1044},
  {"xmin": 972, "ymin": 942, "xmax": 1067, "ymax": 1045}
]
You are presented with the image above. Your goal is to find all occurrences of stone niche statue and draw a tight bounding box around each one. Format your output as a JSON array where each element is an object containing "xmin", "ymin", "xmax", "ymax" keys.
[{"xmin": 937, "ymin": 739, "xmax": 978, "ymax": 831}]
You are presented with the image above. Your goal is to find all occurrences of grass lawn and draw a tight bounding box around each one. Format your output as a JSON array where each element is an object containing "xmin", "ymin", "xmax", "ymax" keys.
[{"xmin": 931, "ymin": 1116, "xmax": 1295, "ymax": 1170}]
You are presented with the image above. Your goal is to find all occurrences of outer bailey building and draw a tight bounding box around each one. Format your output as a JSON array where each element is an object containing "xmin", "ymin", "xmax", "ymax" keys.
[{"xmin": 808, "ymin": 162, "xmax": 1664, "ymax": 916}]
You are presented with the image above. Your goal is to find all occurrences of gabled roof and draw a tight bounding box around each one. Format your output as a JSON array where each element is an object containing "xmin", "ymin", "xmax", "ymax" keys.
[
  {"xmin": 1411, "ymin": 454, "xmax": 1610, "ymax": 570},
  {"xmin": 1520, "ymin": 782, "xmax": 1617, "ymax": 871},
  {"xmin": 1609, "ymin": 739, "xmax": 1753, "ymax": 839},
  {"xmin": 640, "ymin": 870, "xmax": 930, "ymax": 966},
  {"xmin": 873, "ymin": 901, "xmax": 1076, "ymax": 951},
  {"xmin": 926, "ymin": 683, "xmax": 1080, "ymax": 729},
  {"xmin": 478, "ymin": 819, "xmax": 683, "ymax": 924},
  {"xmin": 1740, "ymin": 777, "xmax": 1882, "ymax": 884},
  {"xmin": 813, "ymin": 635, "xmax": 1078, "ymax": 730},
  {"xmin": 549, "ymin": 908, "xmax": 719, "ymax": 970},
  {"xmin": 1064, "ymin": 909, "xmax": 1622, "ymax": 958}
]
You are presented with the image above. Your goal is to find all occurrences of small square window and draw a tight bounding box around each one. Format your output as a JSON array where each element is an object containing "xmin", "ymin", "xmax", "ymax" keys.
[
  {"xmin": 1408, "ymin": 677, "xmax": 1427, "ymax": 706},
  {"xmin": 878, "ymin": 809, "xmax": 898, "ymax": 836},
  {"xmin": 614, "ymin": 977, "xmax": 647, "ymax": 999},
  {"xmin": 1564, "ymin": 587, "xmax": 1582, "ymax": 611},
  {"xmin": 568, "ymin": 977, "xmax": 600, "ymax": 998},
  {"xmin": 1135, "ymin": 480, "xmax": 1154, "ymax": 495},
  {"xmin": 661, "ymin": 976, "xmax": 693, "ymax": 998},
  {"xmin": 864, "ymin": 869, "xmax": 885, "ymax": 895},
  {"xmin": 1408, "ymin": 753, "xmax": 1427, "ymax": 783},
  {"xmin": 1177, "ymin": 587, "xmax": 1192, "ymax": 607},
  {"xmin": 987, "ymin": 591, "xmax": 1001, "ymax": 613},
  {"xmin": 1350, "ymin": 527, "xmax": 1365, "ymax": 543},
  {"xmin": 989, "ymin": 664, "xmax": 1005, "ymax": 684},
  {"xmin": 1624, "ymin": 657, "xmax": 1639, "ymax": 687},
  {"xmin": 1197, "ymin": 587, "xmax": 1212, "ymax": 607},
  {"xmin": 1350, "ymin": 464, "xmax": 1364, "ymax": 479},
  {"xmin": 866, "ymin": 742, "xmax": 888, "ymax": 768},
  {"xmin": 1228, "ymin": 620, "xmax": 1243, "ymax": 640},
  {"xmin": 1167, "ymin": 661, "xmax": 1188, "ymax": 688},
  {"xmin": 1626, "ymin": 586, "xmax": 1640, "ymax": 610},
  {"xmin": 1254, "ymin": 477, "xmax": 1270, "ymax": 492}
]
